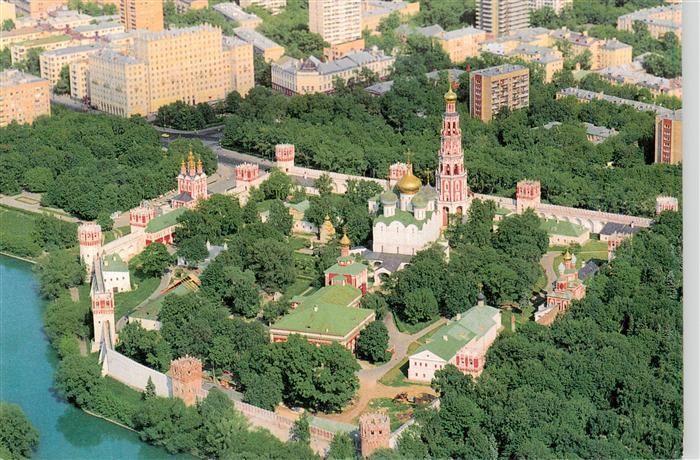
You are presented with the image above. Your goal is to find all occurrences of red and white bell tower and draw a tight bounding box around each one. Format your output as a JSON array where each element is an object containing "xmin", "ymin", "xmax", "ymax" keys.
[{"xmin": 436, "ymin": 77, "xmax": 470, "ymax": 227}]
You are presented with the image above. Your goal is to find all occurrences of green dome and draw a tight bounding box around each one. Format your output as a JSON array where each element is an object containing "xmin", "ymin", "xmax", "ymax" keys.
[
  {"xmin": 411, "ymin": 193, "xmax": 428, "ymax": 208},
  {"xmin": 380, "ymin": 190, "xmax": 398, "ymax": 205}
]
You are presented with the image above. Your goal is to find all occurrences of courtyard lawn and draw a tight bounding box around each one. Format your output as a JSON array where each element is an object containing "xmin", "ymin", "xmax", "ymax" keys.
[
  {"xmin": 0, "ymin": 206, "xmax": 41, "ymax": 258},
  {"xmin": 393, "ymin": 312, "xmax": 439, "ymax": 335},
  {"xmin": 284, "ymin": 276, "xmax": 315, "ymax": 298},
  {"xmin": 367, "ymin": 398, "xmax": 416, "ymax": 431},
  {"xmin": 550, "ymin": 240, "xmax": 608, "ymax": 273},
  {"xmin": 114, "ymin": 272, "xmax": 161, "ymax": 320},
  {"xmin": 289, "ymin": 237, "xmax": 309, "ymax": 251},
  {"xmin": 379, "ymin": 321, "xmax": 444, "ymax": 387},
  {"xmin": 501, "ymin": 305, "xmax": 535, "ymax": 328}
]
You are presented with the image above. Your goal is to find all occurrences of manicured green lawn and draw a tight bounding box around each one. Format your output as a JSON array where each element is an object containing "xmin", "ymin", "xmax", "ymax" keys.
[
  {"xmin": 102, "ymin": 376, "xmax": 144, "ymax": 405},
  {"xmin": 114, "ymin": 272, "xmax": 161, "ymax": 320},
  {"xmin": 393, "ymin": 312, "xmax": 439, "ymax": 335},
  {"xmin": 550, "ymin": 240, "xmax": 608, "ymax": 273},
  {"xmin": 367, "ymin": 398, "xmax": 415, "ymax": 431},
  {"xmin": 284, "ymin": 276, "xmax": 314, "ymax": 298}
]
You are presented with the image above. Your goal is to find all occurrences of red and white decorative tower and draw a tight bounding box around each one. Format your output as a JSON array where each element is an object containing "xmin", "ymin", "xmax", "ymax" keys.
[
  {"xmin": 655, "ymin": 196, "xmax": 678, "ymax": 215},
  {"xmin": 129, "ymin": 201, "xmax": 156, "ymax": 233},
  {"xmin": 169, "ymin": 356, "xmax": 203, "ymax": 407},
  {"xmin": 516, "ymin": 180, "xmax": 541, "ymax": 214},
  {"xmin": 78, "ymin": 223, "xmax": 102, "ymax": 278},
  {"xmin": 275, "ymin": 144, "xmax": 295, "ymax": 173},
  {"xmin": 436, "ymin": 77, "xmax": 470, "ymax": 227},
  {"xmin": 173, "ymin": 147, "xmax": 208, "ymax": 209}
]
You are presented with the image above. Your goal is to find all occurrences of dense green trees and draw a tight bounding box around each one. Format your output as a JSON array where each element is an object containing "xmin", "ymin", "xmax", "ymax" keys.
[
  {"xmin": 237, "ymin": 335, "xmax": 360, "ymax": 412},
  {"xmin": 154, "ymin": 101, "xmax": 219, "ymax": 131},
  {"xmin": 0, "ymin": 108, "xmax": 217, "ymax": 219},
  {"xmin": 116, "ymin": 322, "xmax": 172, "ymax": 372},
  {"xmin": 163, "ymin": 0, "xmax": 235, "ymax": 35},
  {"xmin": 35, "ymin": 250, "xmax": 84, "ymax": 300},
  {"xmin": 0, "ymin": 403, "xmax": 39, "ymax": 460},
  {"xmin": 356, "ymin": 320, "xmax": 390, "ymax": 363},
  {"xmin": 129, "ymin": 242, "xmax": 174, "ymax": 278},
  {"xmin": 32, "ymin": 214, "xmax": 77, "ymax": 250},
  {"xmin": 400, "ymin": 210, "xmax": 682, "ymax": 458},
  {"xmin": 54, "ymin": 65, "xmax": 71, "ymax": 95}
]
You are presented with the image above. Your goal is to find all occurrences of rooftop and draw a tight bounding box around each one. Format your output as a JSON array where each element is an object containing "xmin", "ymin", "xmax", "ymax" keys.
[
  {"xmin": 40, "ymin": 43, "xmax": 103, "ymax": 57},
  {"xmin": 271, "ymin": 285, "xmax": 371, "ymax": 337},
  {"xmin": 470, "ymin": 63, "xmax": 527, "ymax": 77},
  {"xmin": 374, "ymin": 208, "xmax": 434, "ymax": 230},
  {"xmin": 146, "ymin": 207, "xmax": 186, "ymax": 233},
  {"xmin": 17, "ymin": 34, "xmax": 73, "ymax": 47},
  {"xmin": 0, "ymin": 69, "xmax": 47, "ymax": 87},
  {"xmin": 233, "ymin": 27, "xmax": 283, "ymax": 50},
  {"xmin": 415, "ymin": 302, "xmax": 500, "ymax": 361},
  {"xmin": 599, "ymin": 222, "xmax": 642, "ymax": 236},
  {"xmin": 324, "ymin": 260, "xmax": 367, "ymax": 276},
  {"xmin": 213, "ymin": 2, "xmax": 261, "ymax": 22},
  {"xmin": 556, "ymin": 88, "xmax": 674, "ymax": 117},
  {"xmin": 102, "ymin": 253, "xmax": 129, "ymax": 273}
]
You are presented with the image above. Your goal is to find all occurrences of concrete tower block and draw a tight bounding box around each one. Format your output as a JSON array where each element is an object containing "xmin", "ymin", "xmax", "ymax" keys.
[
  {"xmin": 655, "ymin": 196, "xmax": 678, "ymax": 215},
  {"xmin": 275, "ymin": 144, "xmax": 295, "ymax": 173},
  {"xmin": 359, "ymin": 413, "xmax": 390, "ymax": 458},
  {"xmin": 78, "ymin": 223, "xmax": 102, "ymax": 278},
  {"xmin": 169, "ymin": 356, "xmax": 203, "ymax": 406},
  {"xmin": 516, "ymin": 179, "xmax": 541, "ymax": 214}
]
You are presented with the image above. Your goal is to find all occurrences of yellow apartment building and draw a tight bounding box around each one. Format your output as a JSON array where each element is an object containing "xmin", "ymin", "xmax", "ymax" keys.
[
  {"xmin": 469, "ymin": 64, "xmax": 529, "ymax": 122},
  {"xmin": 40, "ymin": 43, "xmax": 102, "ymax": 86},
  {"xmin": 0, "ymin": 69, "xmax": 50, "ymax": 127},
  {"xmin": 119, "ymin": 0, "xmax": 163, "ymax": 32}
]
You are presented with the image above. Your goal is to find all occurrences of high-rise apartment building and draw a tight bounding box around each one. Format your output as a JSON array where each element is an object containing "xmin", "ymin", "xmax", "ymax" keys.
[
  {"xmin": 88, "ymin": 25, "xmax": 253, "ymax": 117},
  {"xmin": 309, "ymin": 0, "xmax": 364, "ymax": 59},
  {"xmin": 476, "ymin": 0, "xmax": 529, "ymax": 37},
  {"xmin": 8, "ymin": 0, "xmax": 67, "ymax": 19},
  {"xmin": 0, "ymin": 69, "xmax": 50, "ymax": 127},
  {"xmin": 655, "ymin": 110, "xmax": 682, "ymax": 165},
  {"xmin": 469, "ymin": 64, "xmax": 529, "ymax": 122},
  {"xmin": 119, "ymin": 0, "xmax": 163, "ymax": 32}
]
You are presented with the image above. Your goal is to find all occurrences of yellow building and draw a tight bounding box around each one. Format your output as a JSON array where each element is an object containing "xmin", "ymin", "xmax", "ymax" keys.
[
  {"xmin": 395, "ymin": 24, "xmax": 487, "ymax": 64},
  {"xmin": 173, "ymin": 0, "xmax": 208, "ymax": 14},
  {"xmin": 119, "ymin": 0, "xmax": 163, "ymax": 32},
  {"xmin": 40, "ymin": 43, "xmax": 102, "ymax": 86},
  {"xmin": 0, "ymin": 69, "xmax": 50, "ymax": 127},
  {"xmin": 223, "ymin": 36, "xmax": 254, "ymax": 96},
  {"xmin": 617, "ymin": 5, "xmax": 681, "ymax": 41},
  {"xmin": 234, "ymin": 27, "xmax": 285, "ymax": 63},
  {"xmin": 11, "ymin": 34, "xmax": 91, "ymax": 64},
  {"xmin": 361, "ymin": 0, "xmax": 419, "ymax": 34},
  {"xmin": 529, "ymin": 0, "xmax": 571, "ymax": 14},
  {"xmin": 88, "ymin": 25, "xmax": 252, "ymax": 116},
  {"xmin": 0, "ymin": 1, "xmax": 16, "ymax": 22},
  {"xmin": 551, "ymin": 29, "xmax": 632, "ymax": 70},
  {"xmin": 8, "ymin": 0, "xmax": 67, "ymax": 18},
  {"xmin": 509, "ymin": 45, "xmax": 563, "ymax": 82},
  {"xmin": 0, "ymin": 26, "xmax": 62, "ymax": 50},
  {"xmin": 469, "ymin": 64, "xmax": 529, "ymax": 122},
  {"xmin": 271, "ymin": 48, "xmax": 394, "ymax": 96},
  {"xmin": 69, "ymin": 58, "xmax": 90, "ymax": 100},
  {"xmin": 309, "ymin": 0, "xmax": 364, "ymax": 59},
  {"xmin": 239, "ymin": 0, "xmax": 286, "ymax": 15}
]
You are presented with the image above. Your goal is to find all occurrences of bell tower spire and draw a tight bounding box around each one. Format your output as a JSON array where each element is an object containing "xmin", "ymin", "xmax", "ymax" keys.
[{"xmin": 435, "ymin": 73, "xmax": 470, "ymax": 227}]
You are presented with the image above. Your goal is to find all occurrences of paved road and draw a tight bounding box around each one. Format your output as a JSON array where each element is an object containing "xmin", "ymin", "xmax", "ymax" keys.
[
  {"xmin": 116, "ymin": 272, "xmax": 171, "ymax": 331},
  {"xmin": 540, "ymin": 251, "xmax": 560, "ymax": 290},
  {"xmin": 0, "ymin": 192, "xmax": 81, "ymax": 223}
]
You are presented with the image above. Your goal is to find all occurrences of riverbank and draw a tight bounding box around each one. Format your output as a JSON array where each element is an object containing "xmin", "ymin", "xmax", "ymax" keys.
[{"xmin": 0, "ymin": 250, "xmax": 36, "ymax": 264}]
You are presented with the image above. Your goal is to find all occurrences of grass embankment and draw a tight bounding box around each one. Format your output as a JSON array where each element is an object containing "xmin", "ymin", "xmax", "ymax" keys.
[
  {"xmin": 0, "ymin": 206, "xmax": 41, "ymax": 258},
  {"xmin": 115, "ymin": 272, "xmax": 161, "ymax": 320}
]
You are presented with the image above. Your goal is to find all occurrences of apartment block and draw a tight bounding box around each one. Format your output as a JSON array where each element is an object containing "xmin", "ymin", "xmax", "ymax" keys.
[
  {"xmin": 361, "ymin": 0, "xmax": 419, "ymax": 34},
  {"xmin": 597, "ymin": 61, "xmax": 681, "ymax": 98},
  {"xmin": 239, "ymin": 0, "xmax": 287, "ymax": 15},
  {"xmin": 0, "ymin": 26, "xmax": 62, "ymax": 50},
  {"xmin": 40, "ymin": 43, "xmax": 102, "ymax": 86},
  {"xmin": 655, "ymin": 110, "xmax": 682, "ymax": 164},
  {"xmin": 0, "ymin": 1, "xmax": 16, "ymax": 22},
  {"xmin": 213, "ymin": 2, "xmax": 262, "ymax": 29},
  {"xmin": 0, "ymin": 69, "xmax": 50, "ymax": 127},
  {"xmin": 73, "ymin": 20, "xmax": 124, "ymax": 38},
  {"xmin": 119, "ymin": 0, "xmax": 163, "ymax": 32},
  {"xmin": 88, "ymin": 25, "xmax": 251, "ymax": 117},
  {"xmin": 529, "ymin": 0, "xmax": 571, "ymax": 15},
  {"xmin": 45, "ymin": 9, "xmax": 92, "ymax": 28},
  {"xmin": 69, "ymin": 58, "xmax": 90, "ymax": 100},
  {"xmin": 476, "ymin": 0, "xmax": 529, "ymax": 37},
  {"xmin": 469, "ymin": 64, "xmax": 529, "ymax": 122},
  {"xmin": 550, "ymin": 28, "xmax": 632, "ymax": 70},
  {"xmin": 617, "ymin": 5, "xmax": 681, "ymax": 40},
  {"xmin": 395, "ymin": 24, "xmax": 488, "ymax": 64},
  {"xmin": 173, "ymin": 0, "xmax": 208, "ymax": 14},
  {"xmin": 11, "ymin": 34, "xmax": 92, "ymax": 64},
  {"xmin": 233, "ymin": 27, "xmax": 285, "ymax": 62},
  {"xmin": 309, "ymin": 0, "xmax": 364, "ymax": 59},
  {"xmin": 223, "ymin": 36, "xmax": 254, "ymax": 96},
  {"xmin": 8, "ymin": 0, "xmax": 67, "ymax": 18},
  {"xmin": 271, "ymin": 48, "xmax": 394, "ymax": 96}
]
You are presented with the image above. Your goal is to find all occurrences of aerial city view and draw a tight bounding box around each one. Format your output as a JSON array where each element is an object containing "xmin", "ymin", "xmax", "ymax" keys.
[{"xmin": 0, "ymin": 0, "xmax": 688, "ymax": 458}]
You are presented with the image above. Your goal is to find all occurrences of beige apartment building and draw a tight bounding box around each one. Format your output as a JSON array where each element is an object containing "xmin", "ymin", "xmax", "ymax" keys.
[
  {"xmin": 469, "ymin": 64, "xmax": 529, "ymax": 122},
  {"xmin": 0, "ymin": 1, "xmax": 16, "ymax": 22},
  {"xmin": 88, "ymin": 25, "xmax": 252, "ymax": 116},
  {"xmin": 655, "ymin": 110, "xmax": 682, "ymax": 165},
  {"xmin": 40, "ymin": 43, "xmax": 102, "ymax": 86},
  {"xmin": 395, "ymin": 24, "xmax": 488, "ymax": 64},
  {"xmin": 69, "ymin": 58, "xmax": 90, "ymax": 100},
  {"xmin": 617, "ymin": 5, "xmax": 681, "ymax": 40},
  {"xmin": 119, "ymin": 0, "xmax": 163, "ymax": 32},
  {"xmin": 8, "ymin": 0, "xmax": 67, "ymax": 18},
  {"xmin": 239, "ymin": 0, "xmax": 287, "ymax": 15},
  {"xmin": 529, "ymin": 0, "xmax": 571, "ymax": 15},
  {"xmin": 271, "ymin": 48, "xmax": 394, "ymax": 96},
  {"xmin": 550, "ymin": 29, "xmax": 632, "ymax": 70},
  {"xmin": 476, "ymin": 0, "xmax": 529, "ymax": 37},
  {"xmin": 0, "ymin": 26, "xmax": 62, "ymax": 50},
  {"xmin": 0, "ymin": 69, "xmax": 50, "ymax": 127},
  {"xmin": 233, "ymin": 27, "xmax": 285, "ymax": 62},
  {"xmin": 361, "ymin": 0, "xmax": 419, "ymax": 34},
  {"xmin": 11, "ymin": 34, "xmax": 92, "ymax": 64},
  {"xmin": 309, "ymin": 0, "xmax": 364, "ymax": 59},
  {"xmin": 173, "ymin": 0, "xmax": 208, "ymax": 14}
]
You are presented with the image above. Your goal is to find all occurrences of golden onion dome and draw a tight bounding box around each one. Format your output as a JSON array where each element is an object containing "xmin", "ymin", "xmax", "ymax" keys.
[
  {"xmin": 340, "ymin": 232, "xmax": 351, "ymax": 246},
  {"xmin": 563, "ymin": 249, "xmax": 572, "ymax": 262},
  {"xmin": 444, "ymin": 84, "xmax": 457, "ymax": 103},
  {"xmin": 397, "ymin": 171, "xmax": 422, "ymax": 195}
]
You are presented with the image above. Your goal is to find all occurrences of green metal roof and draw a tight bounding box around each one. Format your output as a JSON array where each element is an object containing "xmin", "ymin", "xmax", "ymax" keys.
[
  {"xmin": 374, "ymin": 209, "xmax": 433, "ymax": 230},
  {"xmin": 324, "ymin": 260, "xmax": 367, "ymax": 276},
  {"xmin": 271, "ymin": 285, "xmax": 371, "ymax": 337},
  {"xmin": 380, "ymin": 190, "xmax": 398, "ymax": 205},
  {"xmin": 415, "ymin": 303, "xmax": 499, "ymax": 361},
  {"xmin": 101, "ymin": 253, "xmax": 128, "ymax": 272},
  {"xmin": 146, "ymin": 207, "xmax": 186, "ymax": 233},
  {"xmin": 19, "ymin": 34, "xmax": 72, "ymax": 47}
]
